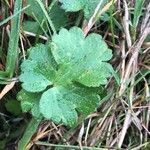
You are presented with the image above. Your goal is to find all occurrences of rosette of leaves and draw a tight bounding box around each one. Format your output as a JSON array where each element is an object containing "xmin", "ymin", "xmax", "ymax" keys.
[
  {"xmin": 59, "ymin": 0, "xmax": 108, "ymax": 19},
  {"xmin": 18, "ymin": 27, "xmax": 113, "ymax": 126}
]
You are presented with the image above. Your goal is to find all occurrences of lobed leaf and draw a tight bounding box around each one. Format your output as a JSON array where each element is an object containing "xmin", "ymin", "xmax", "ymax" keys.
[
  {"xmin": 51, "ymin": 27, "xmax": 113, "ymax": 87},
  {"xmin": 17, "ymin": 90, "xmax": 42, "ymax": 118},
  {"xmin": 40, "ymin": 86, "xmax": 99, "ymax": 126},
  {"xmin": 19, "ymin": 26, "xmax": 113, "ymax": 126},
  {"xmin": 20, "ymin": 44, "xmax": 56, "ymax": 92}
]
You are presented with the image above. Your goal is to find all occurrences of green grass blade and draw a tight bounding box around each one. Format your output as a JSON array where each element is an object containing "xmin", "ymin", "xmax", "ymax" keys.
[
  {"xmin": 109, "ymin": 0, "xmax": 115, "ymax": 47},
  {"xmin": 18, "ymin": 117, "xmax": 42, "ymax": 150},
  {"xmin": 0, "ymin": 71, "xmax": 9, "ymax": 77},
  {"xmin": 0, "ymin": 5, "xmax": 29, "ymax": 27},
  {"xmin": 5, "ymin": 0, "xmax": 22, "ymax": 78},
  {"xmin": 36, "ymin": 0, "xmax": 56, "ymax": 34},
  {"xmin": 35, "ymin": 141, "xmax": 108, "ymax": 150},
  {"xmin": 133, "ymin": 0, "xmax": 145, "ymax": 28}
]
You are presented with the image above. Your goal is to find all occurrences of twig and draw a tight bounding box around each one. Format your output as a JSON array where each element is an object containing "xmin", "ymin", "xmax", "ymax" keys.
[
  {"xmin": 118, "ymin": 109, "xmax": 132, "ymax": 148},
  {"xmin": 23, "ymin": 31, "xmax": 48, "ymax": 40}
]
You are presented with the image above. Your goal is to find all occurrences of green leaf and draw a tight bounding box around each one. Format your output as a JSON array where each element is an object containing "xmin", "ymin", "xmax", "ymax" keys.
[
  {"xmin": 20, "ymin": 44, "xmax": 56, "ymax": 92},
  {"xmin": 59, "ymin": 0, "xmax": 83, "ymax": 12},
  {"xmin": 40, "ymin": 86, "xmax": 99, "ymax": 126},
  {"xmin": 49, "ymin": 3, "xmax": 68, "ymax": 30},
  {"xmin": 40, "ymin": 87, "xmax": 77, "ymax": 126},
  {"xmin": 17, "ymin": 90, "xmax": 42, "ymax": 118},
  {"xmin": 23, "ymin": 21, "xmax": 44, "ymax": 34},
  {"xmin": 132, "ymin": 0, "xmax": 145, "ymax": 28},
  {"xmin": 24, "ymin": 1, "xmax": 67, "ymax": 33},
  {"xmin": 23, "ymin": 0, "xmax": 46, "ymax": 35},
  {"xmin": 5, "ymin": 100, "xmax": 21, "ymax": 116},
  {"xmin": 20, "ymin": 26, "xmax": 113, "ymax": 126},
  {"xmin": 59, "ymin": 0, "xmax": 108, "ymax": 18},
  {"xmin": 52, "ymin": 27, "xmax": 112, "ymax": 87},
  {"xmin": 25, "ymin": 0, "xmax": 45, "ymax": 21}
]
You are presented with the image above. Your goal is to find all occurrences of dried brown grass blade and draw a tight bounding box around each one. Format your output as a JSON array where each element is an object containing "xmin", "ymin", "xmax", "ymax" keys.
[{"xmin": 0, "ymin": 81, "xmax": 16, "ymax": 100}]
